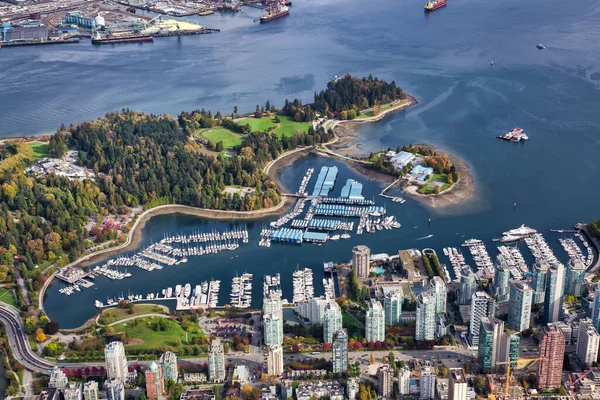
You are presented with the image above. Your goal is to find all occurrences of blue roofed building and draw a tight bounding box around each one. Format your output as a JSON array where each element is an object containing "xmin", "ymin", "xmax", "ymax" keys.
[
  {"xmin": 391, "ymin": 151, "xmax": 415, "ymax": 169},
  {"xmin": 410, "ymin": 165, "xmax": 433, "ymax": 182}
]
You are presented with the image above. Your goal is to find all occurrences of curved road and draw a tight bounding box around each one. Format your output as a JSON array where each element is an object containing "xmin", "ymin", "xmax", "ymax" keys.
[{"xmin": 0, "ymin": 305, "xmax": 56, "ymax": 373}]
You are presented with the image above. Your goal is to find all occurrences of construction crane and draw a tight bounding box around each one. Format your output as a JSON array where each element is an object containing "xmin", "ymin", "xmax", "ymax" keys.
[
  {"xmin": 568, "ymin": 368, "xmax": 594, "ymax": 395},
  {"xmin": 495, "ymin": 357, "xmax": 543, "ymax": 399}
]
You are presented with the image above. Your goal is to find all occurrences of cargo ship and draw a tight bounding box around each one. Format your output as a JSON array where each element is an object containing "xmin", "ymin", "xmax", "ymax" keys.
[
  {"xmin": 91, "ymin": 32, "xmax": 153, "ymax": 45},
  {"xmin": 260, "ymin": 3, "xmax": 289, "ymax": 23},
  {"xmin": 424, "ymin": 0, "xmax": 446, "ymax": 12}
]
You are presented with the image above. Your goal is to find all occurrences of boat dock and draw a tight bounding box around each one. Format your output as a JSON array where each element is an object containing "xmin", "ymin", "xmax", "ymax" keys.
[
  {"xmin": 270, "ymin": 228, "xmax": 304, "ymax": 244},
  {"xmin": 292, "ymin": 268, "xmax": 314, "ymax": 304},
  {"xmin": 313, "ymin": 204, "xmax": 385, "ymax": 217},
  {"xmin": 340, "ymin": 179, "xmax": 364, "ymax": 200},
  {"xmin": 311, "ymin": 166, "xmax": 338, "ymax": 198},
  {"xmin": 229, "ymin": 273, "xmax": 253, "ymax": 308},
  {"xmin": 297, "ymin": 168, "xmax": 314, "ymax": 195},
  {"xmin": 153, "ymin": 28, "xmax": 220, "ymax": 37}
]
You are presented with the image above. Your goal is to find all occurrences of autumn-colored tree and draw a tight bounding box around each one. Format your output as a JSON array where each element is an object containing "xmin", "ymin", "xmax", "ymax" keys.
[{"xmin": 35, "ymin": 328, "xmax": 46, "ymax": 343}]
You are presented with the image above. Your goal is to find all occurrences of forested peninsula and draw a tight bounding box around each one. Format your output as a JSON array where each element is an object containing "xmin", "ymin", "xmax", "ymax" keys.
[{"xmin": 0, "ymin": 74, "xmax": 407, "ymax": 310}]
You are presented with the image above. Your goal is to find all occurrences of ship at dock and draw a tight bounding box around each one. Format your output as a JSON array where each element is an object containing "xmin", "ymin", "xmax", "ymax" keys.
[
  {"xmin": 260, "ymin": 2, "xmax": 289, "ymax": 23},
  {"xmin": 91, "ymin": 31, "xmax": 153, "ymax": 44},
  {"xmin": 497, "ymin": 127, "xmax": 529, "ymax": 142},
  {"xmin": 424, "ymin": 0, "xmax": 446, "ymax": 12}
]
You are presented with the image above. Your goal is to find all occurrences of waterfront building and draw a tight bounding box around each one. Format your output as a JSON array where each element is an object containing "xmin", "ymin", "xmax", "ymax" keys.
[
  {"xmin": 537, "ymin": 323, "xmax": 565, "ymax": 389},
  {"xmin": 267, "ymin": 345, "xmax": 284, "ymax": 377},
  {"xmin": 332, "ymin": 329, "xmax": 349, "ymax": 374},
  {"xmin": 294, "ymin": 296, "xmax": 331, "ymax": 324},
  {"xmin": 49, "ymin": 367, "xmax": 68, "ymax": 389},
  {"xmin": 478, "ymin": 317, "xmax": 504, "ymax": 370},
  {"xmin": 105, "ymin": 341, "xmax": 128, "ymax": 381},
  {"xmin": 577, "ymin": 318, "xmax": 600, "ymax": 366},
  {"xmin": 566, "ymin": 259, "xmax": 586, "ymax": 297},
  {"xmin": 457, "ymin": 271, "xmax": 477, "ymax": 305},
  {"xmin": 493, "ymin": 255, "xmax": 511, "ymax": 302},
  {"xmin": 365, "ymin": 299, "xmax": 385, "ymax": 343},
  {"xmin": 105, "ymin": 379, "xmax": 125, "ymax": 400},
  {"xmin": 531, "ymin": 261, "xmax": 548, "ymax": 304},
  {"xmin": 264, "ymin": 312, "xmax": 283, "ymax": 346},
  {"xmin": 430, "ymin": 276, "xmax": 447, "ymax": 314},
  {"xmin": 415, "ymin": 291, "xmax": 436, "ymax": 341},
  {"xmin": 377, "ymin": 364, "xmax": 393, "ymax": 398},
  {"xmin": 384, "ymin": 290, "xmax": 403, "ymax": 326},
  {"xmin": 347, "ymin": 378, "xmax": 359, "ymax": 400},
  {"xmin": 323, "ymin": 300, "xmax": 343, "ymax": 343},
  {"xmin": 507, "ymin": 280, "xmax": 533, "ymax": 332},
  {"xmin": 159, "ymin": 351, "xmax": 178, "ymax": 383},
  {"xmin": 391, "ymin": 151, "xmax": 415, "ymax": 169},
  {"xmin": 353, "ymin": 245, "xmax": 371, "ymax": 278},
  {"xmin": 64, "ymin": 383, "xmax": 82, "ymax": 400},
  {"xmin": 448, "ymin": 369, "xmax": 467, "ymax": 400},
  {"xmin": 145, "ymin": 361, "xmax": 165, "ymax": 400},
  {"xmin": 398, "ymin": 366, "xmax": 411, "ymax": 395},
  {"xmin": 208, "ymin": 338, "xmax": 225, "ymax": 383},
  {"xmin": 83, "ymin": 381, "xmax": 99, "ymax": 400},
  {"xmin": 420, "ymin": 365, "xmax": 436, "ymax": 400},
  {"xmin": 543, "ymin": 263, "xmax": 565, "ymax": 324},
  {"xmin": 469, "ymin": 291, "xmax": 495, "ymax": 346},
  {"xmin": 592, "ymin": 284, "xmax": 600, "ymax": 331},
  {"xmin": 263, "ymin": 291, "xmax": 283, "ymax": 315}
]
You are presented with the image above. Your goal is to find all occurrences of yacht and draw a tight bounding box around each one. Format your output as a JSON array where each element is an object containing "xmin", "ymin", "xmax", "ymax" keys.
[{"xmin": 184, "ymin": 283, "xmax": 191, "ymax": 297}]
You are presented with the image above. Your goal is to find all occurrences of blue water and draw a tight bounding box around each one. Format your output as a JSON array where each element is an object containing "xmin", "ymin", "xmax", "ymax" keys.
[{"xmin": 2, "ymin": 0, "xmax": 597, "ymax": 327}]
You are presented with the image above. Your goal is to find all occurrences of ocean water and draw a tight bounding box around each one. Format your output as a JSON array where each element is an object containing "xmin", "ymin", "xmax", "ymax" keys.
[{"xmin": 3, "ymin": 0, "xmax": 599, "ymax": 327}]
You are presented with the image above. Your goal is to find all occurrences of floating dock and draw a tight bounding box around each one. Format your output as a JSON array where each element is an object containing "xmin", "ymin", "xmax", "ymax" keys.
[
  {"xmin": 313, "ymin": 204, "xmax": 385, "ymax": 217},
  {"xmin": 340, "ymin": 179, "xmax": 364, "ymax": 200},
  {"xmin": 311, "ymin": 166, "xmax": 338, "ymax": 197},
  {"xmin": 271, "ymin": 228, "xmax": 304, "ymax": 243}
]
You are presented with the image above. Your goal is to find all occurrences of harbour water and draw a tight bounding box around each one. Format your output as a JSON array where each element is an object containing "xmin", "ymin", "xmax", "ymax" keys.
[{"xmin": 3, "ymin": 0, "xmax": 599, "ymax": 326}]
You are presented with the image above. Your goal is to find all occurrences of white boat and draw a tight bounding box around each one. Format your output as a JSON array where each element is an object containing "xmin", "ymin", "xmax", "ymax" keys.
[
  {"xmin": 175, "ymin": 285, "xmax": 182, "ymax": 296},
  {"xmin": 184, "ymin": 283, "xmax": 191, "ymax": 297}
]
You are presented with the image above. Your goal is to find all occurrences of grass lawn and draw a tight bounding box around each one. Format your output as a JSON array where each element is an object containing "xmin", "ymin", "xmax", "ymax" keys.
[
  {"xmin": 198, "ymin": 127, "xmax": 243, "ymax": 151},
  {"xmin": 0, "ymin": 288, "xmax": 17, "ymax": 307},
  {"xmin": 362, "ymin": 101, "xmax": 400, "ymax": 117},
  {"xmin": 98, "ymin": 304, "xmax": 166, "ymax": 325},
  {"xmin": 113, "ymin": 317, "xmax": 206, "ymax": 353},
  {"xmin": 244, "ymin": 116, "xmax": 311, "ymax": 138},
  {"xmin": 342, "ymin": 310, "xmax": 364, "ymax": 338},
  {"xmin": 418, "ymin": 173, "xmax": 450, "ymax": 194},
  {"xmin": 26, "ymin": 142, "xmax": 49, "ymax": 160}
]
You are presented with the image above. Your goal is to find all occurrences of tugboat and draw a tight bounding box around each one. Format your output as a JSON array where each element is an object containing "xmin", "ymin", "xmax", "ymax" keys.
[
  {"xmin": 260, "ymin": 2, "xmax": 289, "ymax": 23},
  {"xmin": 536, "ymin": 43, "xmax": 545, "ymax": 49},
  {"xmin": 424, "ymin": 0, "xmax": 446, "ymax": 12}
]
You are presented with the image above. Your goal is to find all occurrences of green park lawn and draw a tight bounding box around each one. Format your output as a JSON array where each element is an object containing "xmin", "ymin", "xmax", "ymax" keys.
[
  {"xmin": 361, "ymin": 102, "xmax": 399, "ymax": 117},
  {"xmin": 199, "ymin": 127, "xmax": 243, "ymax": 151},
  {"xmin": 244, "ymin": 116, "xmax": 311, "ymax": 138},
  {"xmin": 26, "ymin": 142, "xmax": 49, "ymax": 160},
  {"xmin": 342, "ymin": 310, "xmax": 364, "ymax": 338},
  {"xmin": 0, "ymin": 288, "xmax": 17, "ymax": 307},
  {"xmin": 418, "ymin": 173, "xmax": 451, "ymax": 194},
  {"xmin": 113, "ymin": 317, "xmax": 206, "ymax": 353},
  {"xmin": 98, "ymin": 304, "xmax": 166, "ymax": 325}
]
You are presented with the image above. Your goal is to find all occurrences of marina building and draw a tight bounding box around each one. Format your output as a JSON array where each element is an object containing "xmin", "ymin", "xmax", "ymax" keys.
[
  {"xmin": 267, "ymin": 345, "xmax": 284, "ymax": 377},
  {"xmin": 208, "ymin": 338, "xmax": 226, "ymax": 382},
  {"xmin": 332, "ymin": 329, "xmax": 349, "ymax": 374},
  {"xmin": 377, "ymin": 364, "xmax": 393, "ymax": 398},
  {"xmin": 365, "ymin": 299, "xmax": 385, "ymax": 343},
  {"xmin": 566, "ymin": 259, "xmax": 586, "ymax": 297},
  {"xmin": 352, "ymin": 245, "xmax": 371, "ymax": 278},
  {"xmin": 420, "ymin": 365, "xmax": 436, "ymax": 400},
  {"xmin": 576, "ymin": 318, "xmax": 600, "ymax": 366},
  {"xmin": 531, "ymin": 261, "xmax": 548, "ymax": 304},
  {"xmin": 457, "ymin": 271, "xmax": 477, "ymax": 305},
  {"xmin": 263, "ymin": 313, "xmax": 283, "ymax": 346},
  {"xmin": 384, "ymin": 290, "xmax": 403, "ymax": 326},
  {"xmin": 105, "ymin": 379, "xmax": 125, "ymax": 400},
  {"xmin": 323, "ymin": 301, "xmax": 343, "ymax": 343},
  {"xmin": 448, "ymin": 369, "xmax": 468, "ymax": 400},
  {"xmin": 430, "ymin": 276, "xmax": 447, "ymax": 314},
  {"xmin": 469, "ymin": 291, "xmax": 495, "ymax": 346},
  {"xmin": 543, "ymin": 263, "xmax": 565, "ymax": 324},
  {"xmin": 83, "ymin": 381, "xmax": 99, "ymax": 400},
  {"xmin": 145, "ymin": 361, "xmax": 165, "ymax": 400},
  {"xmin": 507, "ymin": 280, "xmax": 533, "ymax": 332},
  {"xmin": 398, "ymin": 366, "xmax": 411, "ymax": 395},
  {"xmin": 105, "ymin": 341, "xmax": 128, "ymax": 381},
  {"xmin": 537, "ymin": 323, "xmax": 565, "ymax": 389},
  {"xmin": 592, "ymin": 284, "xmax": 600, "ymax": 331},
  {"xmin": 415, "ymin": 291, "xmax": 436, "ymax": 341},
  {"xmin": 493, "ymin": 255, "xmax": 511, "ymax": 302},
  {"xmin": 391, "ymin": 151, "xmax": 416, "ymax": 169},
  {"xmin": 340, "ymin": 179, "xmax": 364, "ymax": 200},
  {"xmin": 311, "ymin": 166, "xmax": 339, "ymax": 198},
  {"xmin": 159, "ymin": 351, "xmax": 178, "ymax": 383}
]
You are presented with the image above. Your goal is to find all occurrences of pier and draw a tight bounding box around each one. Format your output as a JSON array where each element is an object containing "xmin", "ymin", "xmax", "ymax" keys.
[{"xmin": 311, "ymin": 166, "xmax": 338, "ymax": 198}]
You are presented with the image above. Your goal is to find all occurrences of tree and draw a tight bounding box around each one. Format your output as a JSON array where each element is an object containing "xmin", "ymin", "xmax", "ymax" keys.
[
  {"xmin": 388, "ymin": 351, "xmax": 395, "ymax": 363},
  {"xmin": 215, "ymin": 141, "xmax": 224, "ymax": 152},
  {"xmin": 35, "ymin": 328, "xmax": 46, "ymax": 343},
  {"xmin": 473, "ymin": 377, "xmax": 485, "ymax": 394}
]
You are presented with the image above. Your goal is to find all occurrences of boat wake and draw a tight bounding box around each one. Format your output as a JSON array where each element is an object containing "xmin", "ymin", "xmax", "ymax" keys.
[{"xmin": 416, "ymin": 234, "xmax": 434, "ymax": 240}]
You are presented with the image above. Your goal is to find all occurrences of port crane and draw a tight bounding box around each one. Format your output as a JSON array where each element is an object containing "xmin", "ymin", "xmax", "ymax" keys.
[
  {"xmin": 495, "ymin": 357, "xmax": 543, "ymax": 399},
  {"xmin": 567, "ymin": 368, "xmax": 594, "ymax": 395}
]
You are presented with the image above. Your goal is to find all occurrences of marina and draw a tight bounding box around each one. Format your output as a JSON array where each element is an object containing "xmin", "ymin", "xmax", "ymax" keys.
[
  {"xmin": 524, "ymin": 233, "xmax": 561, "ymax": 266},
  {"xmin": 229, "ymin": 273, "xmax": 253, "ymax": 308},
  {"xmin": 462, "ymin": 239, "xmax": 494, "ymax": 278},
  {"xmin": 292, "ymin": 268, "xmax": 314, "ymax": 304},
  {"xmin": 263, "ymin": 274, "xmax": 283, "ymax": 298},
  {"xmin": 559, "ymin": 234, "xmax": 594, "ymax": 267}
]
